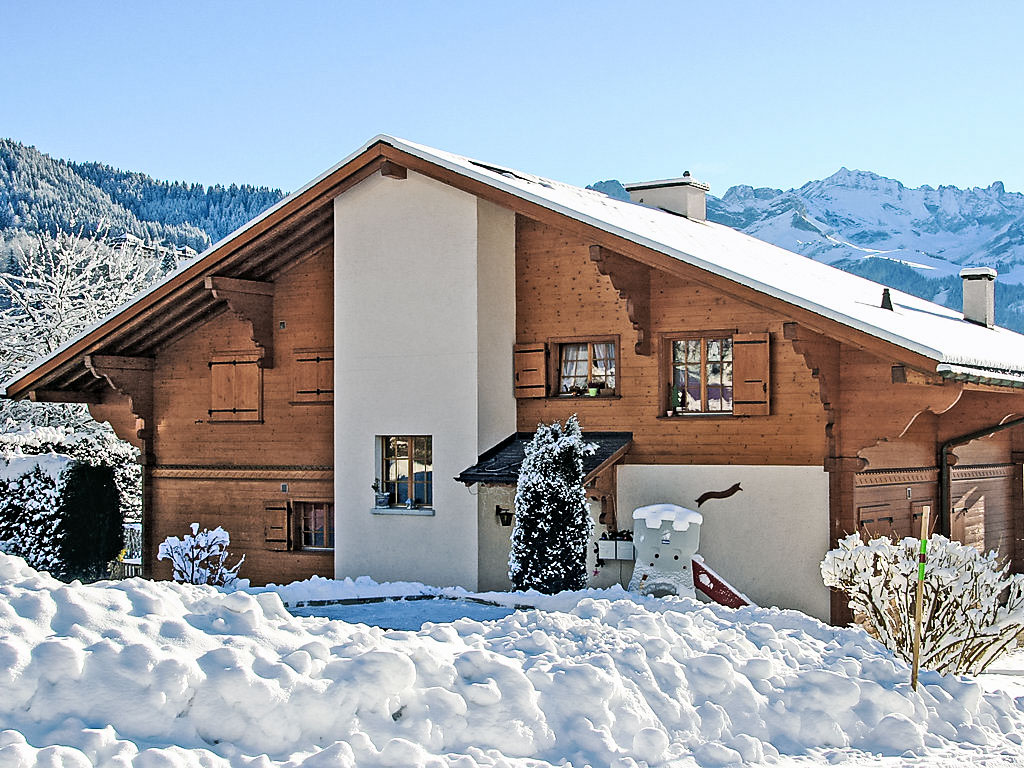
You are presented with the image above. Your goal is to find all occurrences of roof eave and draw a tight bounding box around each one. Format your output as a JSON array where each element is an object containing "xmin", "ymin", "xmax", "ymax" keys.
[{"xmin": 3, "ymin": 138, "xmax": 398, "ymax": 401}]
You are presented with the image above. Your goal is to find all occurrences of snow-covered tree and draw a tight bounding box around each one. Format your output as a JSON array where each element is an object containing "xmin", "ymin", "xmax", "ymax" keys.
[
  {"xmin": 158, "ymin": 523, "xmax": 245, "ymax": 587},
  {"xmin": 509, "ymin": 416, "xmax": 595, "ymax": 593},
  {"xmin": 821, "ymin": 533, "xmax": 1024, "ymax": 674},
  {"xmin": 0, "ymin": 227, "xmax": 167, "ymax": 429}
]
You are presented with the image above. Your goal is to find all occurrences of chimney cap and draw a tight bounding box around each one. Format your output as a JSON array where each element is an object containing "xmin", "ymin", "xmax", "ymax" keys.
[
  {"xmin": 959, "ymin": 267, "xmax": 997, "ymax": 281},
  {"xmin": 624, "ymin": 176, "xmax": 711, "ymax": 193}
]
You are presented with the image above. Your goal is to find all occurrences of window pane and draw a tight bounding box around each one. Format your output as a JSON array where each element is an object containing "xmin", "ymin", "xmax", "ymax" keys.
[
  {"xmin": 381, "ymin": 435, "xmax": 432, "ymax": 507},
  {"xmin": 685, "ymin": 367, "xmax": 701, "ymax": 411},
  {"xmin": 591, "ymin": 342, "xmax": 616, "ymax": 389},
  {"xmin": 560, "ymin": 343, "xmax": 589, "ymax": 393}
]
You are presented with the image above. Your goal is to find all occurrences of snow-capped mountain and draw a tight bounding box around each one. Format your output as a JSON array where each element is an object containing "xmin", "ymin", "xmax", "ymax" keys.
[{"xmin": 708, "ymin": 169, "xmax": 1024, "ymax": 284}]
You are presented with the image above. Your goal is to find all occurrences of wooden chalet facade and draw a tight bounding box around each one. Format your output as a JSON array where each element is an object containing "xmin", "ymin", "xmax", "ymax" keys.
[{"xmin": 7, "ymin": 136, "xmax": 1024, "ymax": 623}]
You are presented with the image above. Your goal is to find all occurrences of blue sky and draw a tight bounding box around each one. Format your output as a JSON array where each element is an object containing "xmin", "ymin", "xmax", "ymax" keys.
[{"xmin": 2, "ymin": 2, "xmax": 1022, "ymax": 196}]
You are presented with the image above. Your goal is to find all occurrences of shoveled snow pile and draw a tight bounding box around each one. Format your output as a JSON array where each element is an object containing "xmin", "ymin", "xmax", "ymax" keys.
[{"xmin": 3, "ymin": 554, "xmax": 1024, "ymax": 767}]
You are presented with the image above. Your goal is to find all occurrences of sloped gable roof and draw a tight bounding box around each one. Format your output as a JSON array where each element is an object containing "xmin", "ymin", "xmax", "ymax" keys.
[
  {"xmin": 378, "ymin": 137, "xmax": 1024, "ymax": 383},
  {"xmin": 5, "ymin": 134, "xmax": 1024, "ymax": 398}
]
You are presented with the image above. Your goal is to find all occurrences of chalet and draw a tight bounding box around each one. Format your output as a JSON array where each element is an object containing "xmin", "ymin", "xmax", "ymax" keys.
[{"xmin": 7, "ymin": 136, "xmax": 1024, "ymax": 624}]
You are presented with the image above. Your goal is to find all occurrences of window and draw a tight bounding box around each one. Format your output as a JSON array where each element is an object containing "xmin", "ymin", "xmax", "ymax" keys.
[
  {"xmin": 296, "ymin": 501, "xmax": 334, "ymax": 549},
  {"xmin": 668, "ymin": 336, "xmax": 733, "ymax": 413},
  {"xmin": 557, "ymin": 340, "xmax": 616, "ymax": 396},
  {"xmin": 382, "ymin": 436, "xmax": 433, "ymax": 507},
  {"xmin": 209, "ymin": 350, "xmax": 262, "ymax": 422}
]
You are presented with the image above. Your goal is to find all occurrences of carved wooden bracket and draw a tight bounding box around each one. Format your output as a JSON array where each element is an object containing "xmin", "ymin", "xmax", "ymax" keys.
[
  {"xmin": 84, "ymin": 355, "xmax": 155, "ymax": 460},
  {"xmin": 204, "ymin": 277, "xmax": 276, "ymax": 367},
  {"xmin": 589, "ymin": 245, "xmax": 652, "ymax": 355},
  {"xmin": 784, "ymin": 321, "xmax": 963, "ymax": 463}
]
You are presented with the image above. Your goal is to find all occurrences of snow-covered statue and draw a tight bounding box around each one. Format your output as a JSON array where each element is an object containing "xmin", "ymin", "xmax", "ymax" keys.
[{"xmin": 628, "ymin": 503, "xmax": 703, "ymax": 598}]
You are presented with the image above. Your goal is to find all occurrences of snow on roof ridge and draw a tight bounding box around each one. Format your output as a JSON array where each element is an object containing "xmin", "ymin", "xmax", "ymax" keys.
[
  {"xmin": 8, "ymin": 134, "xmax": 1024, "ymax": 397},
  {"xmin": 381, "ymin": 136, "xmax": 1024, "ymax": 375}
]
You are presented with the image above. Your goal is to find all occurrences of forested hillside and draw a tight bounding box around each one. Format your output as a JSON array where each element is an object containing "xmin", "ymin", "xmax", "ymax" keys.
[{"xmin": 0, "ymin": 138, "xmax": 284, "ymax": 253}]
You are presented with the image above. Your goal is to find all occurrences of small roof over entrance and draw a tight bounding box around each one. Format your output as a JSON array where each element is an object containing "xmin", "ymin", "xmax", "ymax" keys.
[{"xmin": 455, "ymin": 432, "xmax": 633, "ymax": 486}]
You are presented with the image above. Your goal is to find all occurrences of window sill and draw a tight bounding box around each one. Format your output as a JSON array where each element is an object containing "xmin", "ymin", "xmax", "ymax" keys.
[
  {"xmin": 206, "ymin": 418, "xmax": 264, "ymax": 424},
  {"xmin": 371, "ymin": 506, "xmax": 436, "ymax": 516},
  {"xmin": 549, "ymin": 394, "xmax": 621, "ymax": 401},
  {"xmin": 288, "ymin": 400, "xmax": 333, "ymax": 407},
  {"xmin": 657, "ymin": 412, "xmax": 736, "ymax": 420},
  {"xmin": 300, "ymin": 546, "xmax": 335, "ymax": 552}
]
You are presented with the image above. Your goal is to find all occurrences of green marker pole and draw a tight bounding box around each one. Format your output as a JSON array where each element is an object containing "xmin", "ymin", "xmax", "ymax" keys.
[{"xmin": 911, "ymin": 504, "xmax": 931, "ymax": 691}]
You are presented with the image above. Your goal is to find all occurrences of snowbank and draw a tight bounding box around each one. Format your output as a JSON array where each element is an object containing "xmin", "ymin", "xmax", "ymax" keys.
[{"xmin": 2, "ymin": 553, "xmax": 1024, "ymax": 767}]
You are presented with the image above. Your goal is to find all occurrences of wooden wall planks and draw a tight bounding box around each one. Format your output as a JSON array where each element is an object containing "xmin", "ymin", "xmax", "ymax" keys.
[
  {"xmin": 144, "ymin": 247, "xmax": 335, "ymax": 584},
  {"xmin": 513, "ymin": 217, "xmax": 829, "ymax": 466}
]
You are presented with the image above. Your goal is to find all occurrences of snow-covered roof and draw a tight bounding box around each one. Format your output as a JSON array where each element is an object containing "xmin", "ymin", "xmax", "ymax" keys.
[
  {"xmin": 6, "ymin": 134, "xmax": 1024, "ymax": 399},
  {"xmin": 373, "ymin": 136, "xmax": 1024, "ymax": 380},
  {"xmin": 633, "ymin": 504, "xmax": 703, "ymax": 531}
]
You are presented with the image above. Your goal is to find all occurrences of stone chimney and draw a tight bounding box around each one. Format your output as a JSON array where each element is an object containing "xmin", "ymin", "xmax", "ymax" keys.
[
  {"xmin": 624, "ymin": 172, "xmax": 710, "ymax": 222},
  {"xmin": 959, "ymin": 267, "xmax": 997, "ymax": 328}
]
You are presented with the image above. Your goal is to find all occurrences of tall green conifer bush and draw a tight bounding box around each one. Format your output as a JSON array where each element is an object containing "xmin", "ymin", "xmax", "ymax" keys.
[{"xmin": 509, "ymin": 416, "xmax": 594, "ymax": 593}]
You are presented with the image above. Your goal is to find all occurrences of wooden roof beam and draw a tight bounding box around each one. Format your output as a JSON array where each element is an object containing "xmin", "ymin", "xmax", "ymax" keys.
[
  {"xmin": 29, "ymin": 389, "xmax": 104, "ymax": 404},
  {"xmin": 204, "ymin": 277, "xmax": 276, "ymax": 367}
]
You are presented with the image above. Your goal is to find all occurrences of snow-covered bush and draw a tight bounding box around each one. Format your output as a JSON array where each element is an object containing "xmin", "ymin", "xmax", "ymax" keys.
[
  {"xmin": 0, "ymin": 425, "xmax": 141, "ymax": 521},
  {"xmin": 0, "ymin": 455, "xmax": 123, "ymax": 580},
  {"xmin": 509, "ymin": 416, "xmax": 595, "ymax": 593},
  {"xmin": 822, "ymin": 533, "xmax": 1024, "ymax": 674},
  {"xmin": 158, "ymin": 523, "xmax": 245, "ymax": 587},
  {"xmin": 0, "ymin": 457, "xmax": 67, "ymax": 574}
]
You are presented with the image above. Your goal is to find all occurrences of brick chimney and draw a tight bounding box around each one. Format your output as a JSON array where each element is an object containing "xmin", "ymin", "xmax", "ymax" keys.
[
  {"xmin": 624, "ymin": 172, "xmax": 709, "ymax": 222},
  {"xmin": 959, "ymin": 267, "xmax": 997, "ymax": 328}
]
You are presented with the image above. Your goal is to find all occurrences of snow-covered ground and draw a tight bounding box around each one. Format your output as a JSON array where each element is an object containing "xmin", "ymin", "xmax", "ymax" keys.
[{"xmin": 3, "ymin": 554, "xmax": 1024, "ymax": 767}]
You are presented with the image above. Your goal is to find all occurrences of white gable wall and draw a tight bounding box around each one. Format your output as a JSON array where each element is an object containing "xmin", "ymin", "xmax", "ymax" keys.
[{"xmin": 333, "ymin": 171, "xmax": 515, "ymax": 589}]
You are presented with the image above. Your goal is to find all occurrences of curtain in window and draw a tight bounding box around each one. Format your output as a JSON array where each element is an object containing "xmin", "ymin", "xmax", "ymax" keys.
[
  {"xmin": 706, "ymin": 338, "xmax": 733, "ymax": 412},
  {"xmin": 591, "ymin": 342, "xmax": 616, "ymax": 389},
  {"xmin": 559, "ymin": 343, "xmax": 588, "ymax": 393}
]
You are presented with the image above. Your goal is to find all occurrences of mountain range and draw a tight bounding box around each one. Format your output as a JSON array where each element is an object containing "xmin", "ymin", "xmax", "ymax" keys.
[{"xmin": 704, "ymin": 169, "xmax": 1024, "ymax": 331}]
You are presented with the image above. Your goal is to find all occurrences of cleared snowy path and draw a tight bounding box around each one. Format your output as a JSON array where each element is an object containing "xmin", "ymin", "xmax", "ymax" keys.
[{"xmin": 2, "ymin": 554, "xmax": 1024, "ymax": 767}]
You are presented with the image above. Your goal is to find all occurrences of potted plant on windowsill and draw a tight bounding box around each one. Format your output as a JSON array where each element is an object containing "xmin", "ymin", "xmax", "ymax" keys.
[
  {"xmin": 587, "ymin": 380, "xmax": 605, "ymax": 397},
  {"xmin": 372, "ymin": 479, "xmax": 390, "ymax": 508}
]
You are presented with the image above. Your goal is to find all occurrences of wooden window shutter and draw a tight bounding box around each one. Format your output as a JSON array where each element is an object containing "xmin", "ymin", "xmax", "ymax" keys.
[
  {"xmin": 209, "ymin": 351, "xmax": 262, "ymax": 421},
  {"xmin": 293, "ymin": 348, "xmax": 334, "ymax": 404},
  {"xmin": 732, "ymin": 332, "xmax": 770, "ymax": 416},
  {"xmin": 264, "ymin": 500, "xmax": 290, "ymax": 550},
  {"xmin": 513, "ymin": 343, "xmax": 547, "ymax": 398}
]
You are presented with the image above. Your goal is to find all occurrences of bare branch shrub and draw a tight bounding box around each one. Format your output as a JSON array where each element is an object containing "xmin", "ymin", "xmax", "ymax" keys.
[{"xmin": 822, "ymin": 533, "xmax": 1024, "ymax": 674}]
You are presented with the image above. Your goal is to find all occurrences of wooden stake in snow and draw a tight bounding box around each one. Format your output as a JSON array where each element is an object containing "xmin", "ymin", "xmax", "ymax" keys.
[{"xmin": 911, "ymin": 504, "xmax": 931, "ymax": 691}]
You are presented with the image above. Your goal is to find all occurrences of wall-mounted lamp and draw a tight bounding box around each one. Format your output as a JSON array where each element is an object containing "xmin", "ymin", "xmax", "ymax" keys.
[{"xmin": 495, "ymin": 505, "xmax": 514, "ymax": 527}]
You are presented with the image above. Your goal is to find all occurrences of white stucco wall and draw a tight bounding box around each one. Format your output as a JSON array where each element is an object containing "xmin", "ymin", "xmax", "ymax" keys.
[
  {"xmin": 617, "ymin": 464, "xmax": 831, "ymax": 620},
  {"xmin": 333, "ymin": 171, "xmax": 515, "ymax": 588}
]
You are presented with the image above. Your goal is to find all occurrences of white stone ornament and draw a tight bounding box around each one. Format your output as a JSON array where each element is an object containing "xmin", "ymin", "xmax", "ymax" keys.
[{"xmin": 627, "ymin": 503, "xmax": 703, "ymax": 597}]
